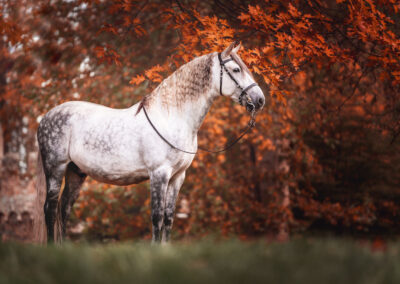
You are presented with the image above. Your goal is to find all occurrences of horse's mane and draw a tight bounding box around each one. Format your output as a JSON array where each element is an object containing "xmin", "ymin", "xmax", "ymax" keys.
[{"xmin": 137, "ymin": 53, "xmax": 214, "ymax": 114}]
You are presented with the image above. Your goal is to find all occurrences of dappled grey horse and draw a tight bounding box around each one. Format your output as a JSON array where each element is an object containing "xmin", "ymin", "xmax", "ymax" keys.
[{"xmin": 34, "ymin": 43, "xmax": 265, "ymax": 243}]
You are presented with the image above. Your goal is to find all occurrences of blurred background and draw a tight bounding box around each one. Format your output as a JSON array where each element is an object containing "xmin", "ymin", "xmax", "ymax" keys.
[{"xmin": 0, "ymin": 0, "xmax": 399, "ymax": 244}]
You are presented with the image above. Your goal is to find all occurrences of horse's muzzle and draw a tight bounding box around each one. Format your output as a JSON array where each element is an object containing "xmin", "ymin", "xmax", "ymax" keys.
[{"xmin": 248, "ymin": 88, "xmax": 265, "ymax": 112}]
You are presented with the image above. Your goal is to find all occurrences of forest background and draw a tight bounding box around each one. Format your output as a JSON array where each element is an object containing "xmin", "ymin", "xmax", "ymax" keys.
[{"xmin": 0, "ymin": 0, "xmax": 399, "ymax": 242}]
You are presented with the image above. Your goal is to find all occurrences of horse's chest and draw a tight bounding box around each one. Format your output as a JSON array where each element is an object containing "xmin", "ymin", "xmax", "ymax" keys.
[{"xmin": 166, "ymin": 152, "xmax": 195, "ymax": 173}]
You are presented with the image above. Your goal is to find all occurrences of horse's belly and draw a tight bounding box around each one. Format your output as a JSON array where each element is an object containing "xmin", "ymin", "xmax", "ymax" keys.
[
  {"xmin": 74, "ymin": 158, "xmax": 149, "ymax": 186},
  {"xmin": 88, "ymin": 170, "xmax": 149, "ymax": 186},
  {"xmin": 71, "ymin": 150, "xmax": 149, "ymax": 186}
]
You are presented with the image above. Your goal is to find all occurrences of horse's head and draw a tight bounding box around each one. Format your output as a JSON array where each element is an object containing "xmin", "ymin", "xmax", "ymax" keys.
[{"xmin": 214, "ymin": 42, "xmax": 265, "ymax": 113}]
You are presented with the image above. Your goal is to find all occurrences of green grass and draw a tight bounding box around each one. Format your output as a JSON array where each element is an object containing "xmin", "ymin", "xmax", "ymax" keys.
[{"xmin": 0, "ymin": 239, "xmax": 399, "ymax": 284}]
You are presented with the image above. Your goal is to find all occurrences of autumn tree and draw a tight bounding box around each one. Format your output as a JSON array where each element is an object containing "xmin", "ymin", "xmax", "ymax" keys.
[{"xmin": 87, "ymin": 0, "xmax": 400, "ymax": 239}]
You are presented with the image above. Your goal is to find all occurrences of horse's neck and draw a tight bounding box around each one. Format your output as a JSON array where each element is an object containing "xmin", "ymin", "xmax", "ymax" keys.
[
  {"xmin": 177, "ymin": 93, "xmax": 215, "ymax": 132},
  {"xmin": 150, "ymin": 91, "xmax": 216, "ymax": 135},
  {"xmin": 143, "ymin": 53, "xmax": 217, "ymax": 135}
]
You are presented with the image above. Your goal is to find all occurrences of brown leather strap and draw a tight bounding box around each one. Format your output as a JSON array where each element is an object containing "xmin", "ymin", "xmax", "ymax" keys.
[{"xmin": 142, "ymin": 105, "xmax": 255, "ymax": 154}]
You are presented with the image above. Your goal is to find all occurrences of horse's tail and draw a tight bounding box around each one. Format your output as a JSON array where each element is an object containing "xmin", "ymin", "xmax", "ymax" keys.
[
  {"xmin": 55, "ymin": 188, "xmax": 64, "ymax": 243},
  {"xmin": 33, "ymin": 149, "xmax": 47, "ymax": 244}
]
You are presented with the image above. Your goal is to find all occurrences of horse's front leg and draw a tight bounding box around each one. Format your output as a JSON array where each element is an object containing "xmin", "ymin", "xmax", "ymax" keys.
[
  {"xmin": 150, "ymin": 170, "xmax": 170, "ymax": 243},
  {"xmin": 162, "ymin": 171, "xmax": 186, "ymax": 243},
  {"xmin": 60, "ymin": 162, "xmax": 87, "ymax": 238}
]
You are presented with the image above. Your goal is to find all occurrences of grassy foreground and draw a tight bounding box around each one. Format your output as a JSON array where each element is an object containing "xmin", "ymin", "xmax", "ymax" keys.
[{"xmin": 0, "ymin": 239, "xmax": 399, "ymax": 284}]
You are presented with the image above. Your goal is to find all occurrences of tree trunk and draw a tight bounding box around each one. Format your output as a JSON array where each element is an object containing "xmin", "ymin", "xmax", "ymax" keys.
[
  {"xmin": 276, "ymin": 139, "xmax": 291, "ymax": 242},
  {"xmin": 0, "ymin": 122, "xmax": 3, "ymax": 174}
]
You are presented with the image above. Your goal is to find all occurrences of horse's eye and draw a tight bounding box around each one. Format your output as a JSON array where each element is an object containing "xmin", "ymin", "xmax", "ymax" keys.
[{"xmin": 233, "ymin": 68, "xmax": 241, "ymax": 73}]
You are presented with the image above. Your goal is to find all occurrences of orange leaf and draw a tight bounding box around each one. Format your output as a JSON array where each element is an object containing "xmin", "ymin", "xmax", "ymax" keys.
[{"xmin": 129, "ymin": 74, "xmax": 146, "ymax": 85}]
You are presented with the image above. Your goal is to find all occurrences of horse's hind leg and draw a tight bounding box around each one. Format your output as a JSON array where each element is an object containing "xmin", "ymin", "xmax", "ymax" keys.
[
  {"xmin": 38, "ymin": 108, "xmax": 73, "ymax": 242},
  {"xmin": 162, "ymin": 171, "xmax": 186, "ymax": 243},
  {"xmin": 60, "ymin": 162, "xmax": 87, "ymax": 237},
  {"xmin": 44, "ymin": 163, "xmax": 68, "ymax": 243}
]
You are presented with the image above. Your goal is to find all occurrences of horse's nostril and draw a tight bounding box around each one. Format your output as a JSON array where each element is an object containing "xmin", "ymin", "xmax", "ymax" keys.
[{"xmin": 258, "ymin": 97, "xmax": 264, "ymax": 107}]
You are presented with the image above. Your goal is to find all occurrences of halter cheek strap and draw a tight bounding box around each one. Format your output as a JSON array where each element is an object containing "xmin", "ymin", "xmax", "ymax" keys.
[
  {"xmin": 218, "ymin": 53, "xmax": 234, "ymax": 96},
  {"xmin": 218, "ymin": 52, "xmax": 258, "ymax": 107}
]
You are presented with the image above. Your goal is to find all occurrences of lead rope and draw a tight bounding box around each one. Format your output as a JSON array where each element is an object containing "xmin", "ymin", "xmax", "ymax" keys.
[{"xmin": 142, "ymin": 105, "xmax": 256, "ymax": 154}]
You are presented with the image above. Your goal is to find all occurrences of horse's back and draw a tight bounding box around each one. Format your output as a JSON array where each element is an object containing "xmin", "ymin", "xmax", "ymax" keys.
[
  {"xmin": 44, "ymin": 100, "xmax": 136, "ymax": 118},
  {"xmin": 39, "ymin": 100, "xmax": 141, "ymax": 133}
]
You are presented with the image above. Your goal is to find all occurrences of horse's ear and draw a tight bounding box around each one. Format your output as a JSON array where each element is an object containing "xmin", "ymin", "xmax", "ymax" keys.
[
  {"xmin": 232, "ymin": 42, "xmax": 241, "ymax": 53},
  {"xmin": 221, "ymin": 42, "xmax": 236, "ymax": 58}
]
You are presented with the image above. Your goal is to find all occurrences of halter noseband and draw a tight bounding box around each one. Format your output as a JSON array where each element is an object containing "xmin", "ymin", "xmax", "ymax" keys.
[{"xmin": 218, "ymin": 52, "xmax": 258, "ymax": 110}]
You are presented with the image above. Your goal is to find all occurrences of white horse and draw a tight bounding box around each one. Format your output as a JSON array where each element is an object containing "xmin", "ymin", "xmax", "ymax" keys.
[{"xmin": 34, "ymin": 42, "xmax": 265, "ymax": 243}]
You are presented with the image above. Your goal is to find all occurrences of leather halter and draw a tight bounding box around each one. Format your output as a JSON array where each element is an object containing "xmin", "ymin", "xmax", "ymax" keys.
[
  {"xmin": 141, "ymin": 52, "xmax": 258, "ymax": 155},
  {"xmin": 218, "ymin": 52, "xmax": 258, "ymax": 109}
]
